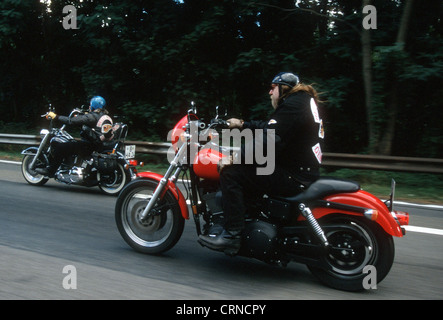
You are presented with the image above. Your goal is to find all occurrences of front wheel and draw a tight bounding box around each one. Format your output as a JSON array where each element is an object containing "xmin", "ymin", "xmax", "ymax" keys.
[
  {"xmin": 115, "ymin": 179, "xmax": 185, "ymax": 254},
  {"xmin": 21, "ymin": 154, "xmax": 49, "ymax": 186},
  {"xmin": 307, "ymin": 216, "xmax": 395, "ymax": 291}
]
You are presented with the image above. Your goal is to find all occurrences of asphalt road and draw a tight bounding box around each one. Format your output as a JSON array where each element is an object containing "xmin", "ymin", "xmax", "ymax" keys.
[{"xmin": 0, "ymin": 160, "xmax": 442, "ymax": 301}]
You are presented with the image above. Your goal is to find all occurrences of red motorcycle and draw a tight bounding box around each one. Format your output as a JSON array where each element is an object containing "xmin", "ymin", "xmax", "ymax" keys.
[{"xmin": 115, "ymin": 105, "xmax": 409, "ymax": 291}]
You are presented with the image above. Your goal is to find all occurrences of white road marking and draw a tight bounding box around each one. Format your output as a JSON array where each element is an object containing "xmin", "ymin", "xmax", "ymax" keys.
[
  {"xmin": 404, "ymin": 225, "xmax": 443, "ymax": 236},
  {"xmin": 2, "ymin": 159, "xmax": 443, "ymax": 236}
]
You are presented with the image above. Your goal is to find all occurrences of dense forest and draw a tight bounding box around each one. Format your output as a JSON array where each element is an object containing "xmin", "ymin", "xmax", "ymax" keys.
[{"xmin": 0, "ymin": 0, "xmax": 442, "ymax": 157}]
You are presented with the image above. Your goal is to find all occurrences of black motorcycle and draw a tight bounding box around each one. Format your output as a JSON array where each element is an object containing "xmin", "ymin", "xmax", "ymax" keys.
[{"xmin": 21, "ymin": 107, "xmax": 138, "ymax": 195}]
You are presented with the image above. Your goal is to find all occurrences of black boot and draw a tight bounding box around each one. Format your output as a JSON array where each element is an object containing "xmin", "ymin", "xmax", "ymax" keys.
[{"xmin": 198, "ymin": 228, "xmax": 241, "ymax": 253}]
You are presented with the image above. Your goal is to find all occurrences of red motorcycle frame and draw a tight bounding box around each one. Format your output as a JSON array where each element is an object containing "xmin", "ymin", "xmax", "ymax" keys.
[{"xmin": 115, "ymin": 106, "xmax": 409, "ymax": 291}]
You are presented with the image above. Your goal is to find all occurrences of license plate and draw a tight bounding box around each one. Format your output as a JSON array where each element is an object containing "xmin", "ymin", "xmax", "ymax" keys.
[{"xmin": 125, "ymin": 145, "xmax": 136, "ymax": 159}]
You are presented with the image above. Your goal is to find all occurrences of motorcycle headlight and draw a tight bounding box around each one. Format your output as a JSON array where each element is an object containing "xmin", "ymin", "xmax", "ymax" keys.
[{"xmin": 40, "ymin": 129, "xmax": 49, "ymax": 137}]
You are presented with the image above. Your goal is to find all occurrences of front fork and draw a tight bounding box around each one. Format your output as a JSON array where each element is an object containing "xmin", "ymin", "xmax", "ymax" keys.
[
  {"xmin": 139, "ymin": 143, "xmax": 187, "ymax": 222},
  {"xmin": 29, "ymin": 133, "xmax": 51, "ymax": 170}
]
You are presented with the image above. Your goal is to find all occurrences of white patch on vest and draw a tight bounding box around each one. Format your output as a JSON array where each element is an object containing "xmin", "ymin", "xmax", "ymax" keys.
[
  {"xmin": 97, "ymin": 115, "xmax": 113, "ymax": 127},
  {"xmin": 312, "ymin": 143, "xmax": 322, "ymax": 164},
  {"xmin": 96, "ymin": 115, "xmax": 114, "ymax": 141},
  {"xmin": 268, "ymin": 119, "xmax": 277, "ymax": 125},
  {"xmin": 310, "ymin": 98, "xmax": 320, "ymax": 123}
]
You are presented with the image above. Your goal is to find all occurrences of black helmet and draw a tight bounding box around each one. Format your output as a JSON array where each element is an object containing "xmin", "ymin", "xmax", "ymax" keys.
[{"xmin": 271, "ymin": 72, "xmax": 299, "ymax": 88}]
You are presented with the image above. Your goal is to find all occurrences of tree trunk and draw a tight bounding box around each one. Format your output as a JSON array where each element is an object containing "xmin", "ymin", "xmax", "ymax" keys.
[
  {"xmin": 361, "ymin": 0, "xmax": 377, "ymax": 153},
  {"xmin": 376, "ymin": 0, "xmax": 414, "ymax": 155}
]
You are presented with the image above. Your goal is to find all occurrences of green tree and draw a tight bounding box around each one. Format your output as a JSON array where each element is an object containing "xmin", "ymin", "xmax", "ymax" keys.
[
  {"xmin": 0, "ymin": 0, "xmax": 441, "ymax": 158},
  {"xmin": 0, "ymin": 0, "xmax": 46, "ymax": 123}
]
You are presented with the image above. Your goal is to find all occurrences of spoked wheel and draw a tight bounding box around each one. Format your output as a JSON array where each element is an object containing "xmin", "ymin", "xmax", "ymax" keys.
[
  {"xmin": 308, "ymin": 216, "xmax": 395, "ymax": 291},
  {"xmin": 98, "ymin": 163, "xmax": 128, "ymax": 195},
  {"xmin": 115, "ymin": 179, "xmax": 184, "ymax": 254},
  {"xmin": 21, "ymin": 155, "xmax": 49, "ymax": 186}
]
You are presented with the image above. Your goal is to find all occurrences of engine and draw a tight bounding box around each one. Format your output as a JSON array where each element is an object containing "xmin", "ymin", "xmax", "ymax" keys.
[
  {"xmin": 55, "ymin": 166, "xmax": 84, "ymax": 184},
  {"xmin": 200, "ymin": 183, "xmax": 283, "ymax": 262},
  {"xmin": 241, "ymin": 220, "xmax": 280, "ymax": 262}
]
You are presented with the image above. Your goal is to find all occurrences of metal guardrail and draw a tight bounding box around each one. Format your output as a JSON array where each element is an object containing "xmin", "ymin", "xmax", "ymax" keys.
[
  {"xmin": 1, "ymin": 133, "xmax": 442, "ymax": 174},
  {"xmin": 322, "ymin": 152, "xmax": 443, "ymax": 174},
  {"xmin": 0, "ymin": 133, "xmax": 43, "ymax": 146}
]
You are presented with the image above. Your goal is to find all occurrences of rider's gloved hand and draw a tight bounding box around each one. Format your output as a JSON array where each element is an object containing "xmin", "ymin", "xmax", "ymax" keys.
[
  {"xmin": 46, "ymin": 112, "xmax": 57, "ymax": 120},
  {"xmin": 227, "ymin": 118, "xmax": 244, "ymax": 129}
]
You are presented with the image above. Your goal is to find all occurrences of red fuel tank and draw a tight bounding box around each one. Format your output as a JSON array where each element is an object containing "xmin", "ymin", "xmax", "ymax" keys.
[{"xmin": 193, "ymin": 147, "xmax": 226, "ymax": 180}]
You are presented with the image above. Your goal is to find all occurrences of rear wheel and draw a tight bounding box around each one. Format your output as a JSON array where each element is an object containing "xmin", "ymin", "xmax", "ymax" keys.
[
  {"xmin": 115, "ymin": 179, "xmax": 185, "ymax": 254},
  {"xmin": 21, "ymin": 155, "xmax": 49, "ymax": 186},
  {"xmin": 308, "ymin": 216, "xmax": 395, "ymax": 291},
  {"xmin": 98, "ymin": 163, "xmax": 129, "ymax": 195}
]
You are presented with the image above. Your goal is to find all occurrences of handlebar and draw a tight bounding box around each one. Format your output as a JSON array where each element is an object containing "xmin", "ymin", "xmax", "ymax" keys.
[{"xmin": 210, "ymin": 118, "xmax": 229, "ymax": 128}]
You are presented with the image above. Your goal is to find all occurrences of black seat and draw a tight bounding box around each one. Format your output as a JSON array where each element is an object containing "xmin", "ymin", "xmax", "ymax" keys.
[{"xmin": 284, "ymin": 177, "xmax": 360, "ymax": 204}]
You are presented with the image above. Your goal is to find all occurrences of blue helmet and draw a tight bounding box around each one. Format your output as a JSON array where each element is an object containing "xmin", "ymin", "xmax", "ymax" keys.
[{"xmin": 90, "ymin": 96, "xmax": 106, "ymax": 111}]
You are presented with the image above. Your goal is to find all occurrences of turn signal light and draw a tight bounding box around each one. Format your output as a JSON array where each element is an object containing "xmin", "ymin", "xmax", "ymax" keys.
[{"xmin": 364, "ymin": 209, "xmax": 378, "ymax": 221}]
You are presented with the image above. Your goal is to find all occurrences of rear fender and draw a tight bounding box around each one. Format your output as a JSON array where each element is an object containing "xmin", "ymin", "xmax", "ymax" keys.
[
  {"xmin": 21, "ymin": 147, "xmax": 39, "ymax": 155},
  {"xmin": 306, "ymin": 190, "xmax": 404, "ymax": 237},
  {"xmin": 136, "ymin": 171, "xmax": 189, "ymax": 220}
]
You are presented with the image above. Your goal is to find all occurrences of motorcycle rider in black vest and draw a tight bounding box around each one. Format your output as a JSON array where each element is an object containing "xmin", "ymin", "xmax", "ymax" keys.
[
  {"xmin": 199, "ymin": 72, "xmax": 325, "ymax": 252},
  {"xmin": 35, "ymin": 96, "xmax": 114, "ymax": 177}
]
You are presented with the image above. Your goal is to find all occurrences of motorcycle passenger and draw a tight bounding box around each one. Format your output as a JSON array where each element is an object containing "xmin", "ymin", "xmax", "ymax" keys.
[
  {"xmin": 35, "ymin": 96, "xmax": 114, "ymax": 177},
  {"xmin": 199, "ymin": 72, "xmax": 325, "ymax": 252}
]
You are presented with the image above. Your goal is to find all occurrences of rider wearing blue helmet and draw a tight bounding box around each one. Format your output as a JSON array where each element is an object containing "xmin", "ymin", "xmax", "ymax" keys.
[
  {"xmin": 35, "ymin": 96, "xmax": 114, "ymax": 177},
  {"xmin": 90, "ymin": 96, "xmax": 106, "ymax": 111}
]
